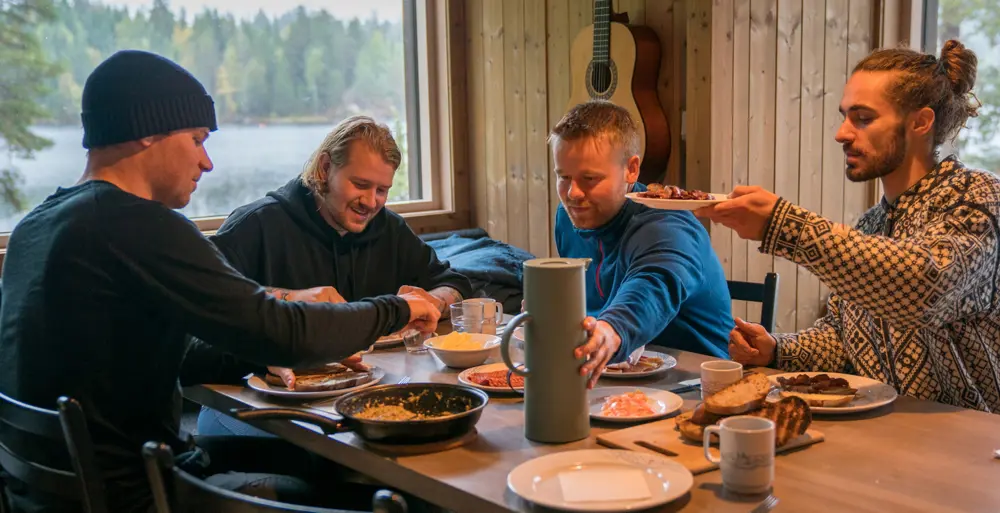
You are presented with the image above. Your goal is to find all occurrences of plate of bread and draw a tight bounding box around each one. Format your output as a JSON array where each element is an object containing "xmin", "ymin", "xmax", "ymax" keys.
[
  {"xmin": 675, "ymin": 372, "xmax": 816, "ymax": 448},
  {"xmin": 246, "ymin": 363, "xmax": 385, "ymax": 399},
  {"xmin": 766, "ymin": 372, "xmax": 898, "ymax": 414}
]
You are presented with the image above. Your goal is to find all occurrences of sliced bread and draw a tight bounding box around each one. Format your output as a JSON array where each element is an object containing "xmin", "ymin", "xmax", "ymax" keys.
[
  {"xmin": 703, "ymin": 372, "xmax": 772, "ymax": 415},
  {"xmin": 747, "ymin": 395, "xmax": 813, "ymax": 447},
  {"xmin": 675, "ymin": 411, "xmax": 712, "ymax": 443},
  {"xmin": 778, "ymin": 389, "xmax": 854, "ymax": 407}
]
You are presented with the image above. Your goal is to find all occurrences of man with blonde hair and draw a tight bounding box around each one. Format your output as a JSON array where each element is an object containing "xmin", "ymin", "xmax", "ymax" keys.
[
  {"xmin": 185, "ymin": 115, "xmax": 472, "ymax": 434},
  {"xmin": 551, "ymin": 100, "xmax": 732, "ymax": 388}
]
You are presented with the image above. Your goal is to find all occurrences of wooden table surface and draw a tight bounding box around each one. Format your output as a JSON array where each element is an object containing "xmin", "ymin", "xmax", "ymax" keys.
[{"xmin": 185, "ymin": 345, "xmax": 1000, "ymax": 513}]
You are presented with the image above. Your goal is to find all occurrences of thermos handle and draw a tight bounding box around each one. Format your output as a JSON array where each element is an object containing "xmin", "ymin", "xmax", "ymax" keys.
[{"xmin": 500, "ymin": 312, "xmax": 531, "ymax": 377}]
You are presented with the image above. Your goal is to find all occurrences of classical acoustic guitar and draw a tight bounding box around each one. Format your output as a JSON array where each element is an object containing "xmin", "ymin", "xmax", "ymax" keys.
[{"xmin": 567, "ymin": 0, "xmax": 670, "ymax": 184}]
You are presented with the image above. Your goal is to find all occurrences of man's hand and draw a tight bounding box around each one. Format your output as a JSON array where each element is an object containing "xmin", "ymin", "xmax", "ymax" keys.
[
  {"xmin": 398, "ymin": 285, "xmax": 447, "ymax": 314},
  {"xmin": 398, "ymin": 291, "xmax": 441, "ymax": 335},
  {"xmin": 266, "ymin": 366, "xmax": 297, "ymax": 389},
  {"xmin": 268, "ymin": 286, "xmax": 346, "ymax": 304},
  {"xmin": 729, "ymin": 317, "xmax": 777, "ymax": 367},
  {"xmin": 575, "ymin": 317, "xmax": 622, "ymax": 389},
  {"xmin": 267, "ymin": 352, "xmax": 371, "ymax": 390},
  {"xmin": 694, "ymin": 186, "xmax": 780, "ymax": 241}
]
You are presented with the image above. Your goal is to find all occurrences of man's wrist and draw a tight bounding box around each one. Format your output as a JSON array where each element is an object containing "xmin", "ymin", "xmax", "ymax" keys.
[{"xmin": 265, "ymin": 287, "xmax": 292, "ymax": 301}]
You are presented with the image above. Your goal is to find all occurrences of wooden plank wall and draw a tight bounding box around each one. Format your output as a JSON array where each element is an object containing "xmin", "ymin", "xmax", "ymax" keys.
[
  {"xmin": 708, "ymin": 0, "xmax": 877, "ymax": 331},
  {"xmin": 465, "ymin": 0, "xmax": 877, "ymax": 330},
  {"xmin": 466, "ymin": 0, "xmax": 687, "ymax": 259}
]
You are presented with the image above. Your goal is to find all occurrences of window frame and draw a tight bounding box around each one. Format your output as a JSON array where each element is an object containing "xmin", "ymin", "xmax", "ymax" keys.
[{"xmin": 0, "ymin": 0, "xmax": 463, "ymax": 250}]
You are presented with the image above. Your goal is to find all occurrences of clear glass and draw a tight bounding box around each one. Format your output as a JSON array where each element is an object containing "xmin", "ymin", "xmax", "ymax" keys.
[
  {"xmin": 2, "ymin": 0, "xmax": 413, "ymax": 232},
  {"xmin": 401, "ymin": 328, "xmax": 427, "ymax": 354},
  {"xmin": 450, "ymin": 302, "xmax": 485, "ymax": 334}
]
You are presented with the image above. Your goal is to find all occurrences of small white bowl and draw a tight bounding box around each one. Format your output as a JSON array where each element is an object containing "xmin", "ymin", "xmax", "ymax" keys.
[{"xmin": 423, "ymin": 333, "xmax": 501, "ymax": 368}]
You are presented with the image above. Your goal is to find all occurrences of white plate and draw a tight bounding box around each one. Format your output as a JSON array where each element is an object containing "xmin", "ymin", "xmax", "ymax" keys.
[
  {"xmin": 627, "ymin": 191, "xmax": 729, "ymax": 211},
  {"xmin": 766, "ymin": 371, "xmax": 898, "ymax": 414},
  {"xmin": 457, "ymin": 362, "xmax": 524, "ymax": 393},
  {"xmin": 245, "ymin": 367, "xmax": 385, "ymax": 399},
  {"xmin": 588, "ymin": 387, "xmax": 683, "ymax": 423},
  {"xmin": 507, "ymin": 449, "xmax": 693, "ymax": 511},
  {"xmin": 600, "ymin": 351, "xmax": 677, "ymax": 379}
]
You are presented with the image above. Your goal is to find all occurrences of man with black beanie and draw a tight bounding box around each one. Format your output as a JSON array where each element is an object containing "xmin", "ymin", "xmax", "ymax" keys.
[{"xmin": 0, "ymin": 50, "xmax": 441, "ymax": 512}]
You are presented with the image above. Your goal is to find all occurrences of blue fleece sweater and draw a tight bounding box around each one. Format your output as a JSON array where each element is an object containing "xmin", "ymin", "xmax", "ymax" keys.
[{"xmin": 555, "ymin": 184, "xmax": 732, "ymax": 361}]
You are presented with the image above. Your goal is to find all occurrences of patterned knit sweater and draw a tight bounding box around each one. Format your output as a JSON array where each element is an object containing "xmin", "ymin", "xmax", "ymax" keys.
[{"xmin": 761, "ymin": 156, "xmax": 1000, "ymax": 413}]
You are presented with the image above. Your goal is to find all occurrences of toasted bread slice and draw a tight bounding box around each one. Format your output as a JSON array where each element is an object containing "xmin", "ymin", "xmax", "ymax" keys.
[
  {"xmin": 291, "ymin": 370, "xmax": 372, "ymax": 392},
  {"xmin": 264, "ymin": 363, "xmax": 372, "ymax": 392},
  {"xmin": 747, "ymin": 396, "xmax": 812, "ymax": 447},
  {"xmin": 703, "ymin": 372, "xmax": 772, "ymax": 415},
  {"xmin": 675, "ymin": 411, "xmax": 714, "ymax": 443},
  {"xmin": 778, "ymin": 390, "xmax": 854, "ymax": 407}
]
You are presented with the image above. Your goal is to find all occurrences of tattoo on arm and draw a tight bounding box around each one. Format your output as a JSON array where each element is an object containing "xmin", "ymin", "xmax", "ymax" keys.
[{"xmin": 265, "ymin": 287, "xmax": 292, "ymax": 301}]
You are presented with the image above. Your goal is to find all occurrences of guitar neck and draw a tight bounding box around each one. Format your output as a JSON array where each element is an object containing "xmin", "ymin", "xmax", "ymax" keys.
[{"xmin": 592, "ymin": 0, "xmax": 611, "ymax": 64}]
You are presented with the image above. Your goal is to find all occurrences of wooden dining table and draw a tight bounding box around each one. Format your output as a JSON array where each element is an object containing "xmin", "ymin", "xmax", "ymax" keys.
[{"xmin": 185, "ymin": 342, "xmax": 1000, "ymax": 513}]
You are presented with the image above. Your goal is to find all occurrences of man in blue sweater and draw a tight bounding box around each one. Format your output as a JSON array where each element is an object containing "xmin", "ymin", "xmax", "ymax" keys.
[{"xmin": 554, "ymin": 101, "xmax": 732, "ymax": 387}]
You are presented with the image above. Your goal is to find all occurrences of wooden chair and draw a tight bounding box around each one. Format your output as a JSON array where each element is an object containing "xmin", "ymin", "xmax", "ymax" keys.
[
  {"xmin": 142, "ymin": 442, "xmax": 407, "ymax": 513},
  {"xmin": 0, "ymin": 393, "xmax": 108, "ymax": 513},
  {"xmin": 727, "ymin": 272, "xmax": 779, "ymax": 332}
]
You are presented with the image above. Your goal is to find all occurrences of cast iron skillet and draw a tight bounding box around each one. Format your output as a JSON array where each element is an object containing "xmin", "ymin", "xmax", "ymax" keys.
[{"xmin": 233, "ymin": 382, "xmax": 489, "ymax": 445}]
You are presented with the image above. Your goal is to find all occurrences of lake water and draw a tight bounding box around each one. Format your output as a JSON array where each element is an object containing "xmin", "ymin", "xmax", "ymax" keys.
[{"xmin": 3, "ymin": 124, "xmax": 405, "ymax": 232}]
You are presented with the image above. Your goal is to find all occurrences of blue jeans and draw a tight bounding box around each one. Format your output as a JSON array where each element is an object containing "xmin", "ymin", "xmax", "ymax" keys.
[{"xmin": 196, "ymin": 406, "xmax": 275, "ymax": 437}]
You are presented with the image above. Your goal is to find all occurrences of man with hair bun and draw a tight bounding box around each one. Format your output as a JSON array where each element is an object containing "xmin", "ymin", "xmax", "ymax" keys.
[{"xmin": 699, "ymin": 40, "xmax": 1000, "ymax": 413}]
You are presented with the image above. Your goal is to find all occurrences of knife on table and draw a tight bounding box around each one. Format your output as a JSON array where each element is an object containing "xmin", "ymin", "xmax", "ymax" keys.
[{"xmin": 667, "ymin": 378, "xmax": 701, "ymax": 394}]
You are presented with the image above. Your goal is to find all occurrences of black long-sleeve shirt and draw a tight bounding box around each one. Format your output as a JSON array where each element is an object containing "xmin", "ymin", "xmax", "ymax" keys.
[{"xmin": 0, "ymin": 180, "xmax": 409, "ymax": 512}]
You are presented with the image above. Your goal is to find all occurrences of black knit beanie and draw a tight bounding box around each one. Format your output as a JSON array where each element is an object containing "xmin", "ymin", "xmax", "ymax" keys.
[{"xmin": 80, "ymin": 50, "xmax": 218, "ymax": 149}]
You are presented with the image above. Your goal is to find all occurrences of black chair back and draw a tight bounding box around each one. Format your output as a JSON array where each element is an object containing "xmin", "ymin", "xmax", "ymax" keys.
[
  {"xmin": 0, "ymin": 393, "xmax": 107, "ymax": 513},
  {"xmin": 142, "ymin": 442, "xmax": 407, "ymax": 513},
  {"xmin": 727, "ymin": 272, "xmax": 780, "ymax": 332}
]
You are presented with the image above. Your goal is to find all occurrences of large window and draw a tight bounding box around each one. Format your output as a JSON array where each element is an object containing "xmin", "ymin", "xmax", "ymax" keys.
[
  {"xmin": 925, "ymin": 0, "xmax": 1000, "ymax": 173},
  {"xmin": 1, "ymin": 0, "xmax": 433, "ymax": 234}
]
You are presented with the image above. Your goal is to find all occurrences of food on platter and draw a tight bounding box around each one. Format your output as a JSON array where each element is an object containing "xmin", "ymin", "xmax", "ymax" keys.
[
  {"xmin": 702, "ymin": 372, "xmax": 772, "ymax": 415},
  {"xmin": 776, "ymin": 373, "xmax": 858, "ymax": 407},
  {"xmin": 604, "ymin": 355, "xmax": 665, "ymax": 374},
  {"xmin": 264, "ymin": 362, "xmax": 373, "ymax": 392},
  {"xmin": 636, "ymin": 184, "xmax": 715, "ymax": 200},
  {"xmin": 467, "ymin": 369, "xmax": 524, "ymax": 389},
  {"xmin": 675, "ymin": 395, "xmax": 812, "ymax": 448},
  {"xmin": 599, "ymin": 390, "xmax": 657, "ymax": 417}
]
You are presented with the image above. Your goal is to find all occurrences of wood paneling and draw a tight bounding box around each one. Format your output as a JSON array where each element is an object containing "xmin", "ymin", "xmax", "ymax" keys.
[
  {"xmin": 709, "ymin": 0, "xmax": 734, "ymax": 280},
  {"xmin": 706, "ymin": 0, "xmax": 876, "ymax": 330},
  {"xmin": 467, "ymin": 0, "xmax": 688, "ymax": 257},
  {"xmin": 465, "ymin": 0, "xmax": 877, "ymax": 329},
  {"xmin": 773, "ymin": 0, "xmax": 802, "ymax": 332}
]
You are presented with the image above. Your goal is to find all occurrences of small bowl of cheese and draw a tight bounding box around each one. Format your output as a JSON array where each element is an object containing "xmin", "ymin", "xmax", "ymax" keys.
[{"xmin": 423, "ymin": 332, "xmax": 501, "ymax": 368}]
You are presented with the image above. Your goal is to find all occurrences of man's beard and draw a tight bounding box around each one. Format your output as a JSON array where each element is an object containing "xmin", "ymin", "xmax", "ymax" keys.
[{"xmin": 845, "ymin": 123, "xmax": 907, "ymax": 183}]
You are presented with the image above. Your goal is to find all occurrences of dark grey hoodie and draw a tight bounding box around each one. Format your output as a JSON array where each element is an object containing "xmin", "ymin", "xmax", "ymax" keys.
[{"xmin": 180, "ymin": 177, "xmax": 473, "ymax": 384}]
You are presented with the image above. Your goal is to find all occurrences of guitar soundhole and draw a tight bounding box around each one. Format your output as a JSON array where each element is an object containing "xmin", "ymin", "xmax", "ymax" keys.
[{"xmin": 586, "ymin": 60, "xmax": 618, "ymax": 99}]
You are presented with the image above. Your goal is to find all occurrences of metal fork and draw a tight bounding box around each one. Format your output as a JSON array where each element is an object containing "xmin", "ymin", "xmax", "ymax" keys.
[
  {"xmin": 396, "ymin": 376, "xmax": 411, "ymax": 385},
  {"xmin": 750, "ymin": 495, "xmax": 778, "ymax": 513}
]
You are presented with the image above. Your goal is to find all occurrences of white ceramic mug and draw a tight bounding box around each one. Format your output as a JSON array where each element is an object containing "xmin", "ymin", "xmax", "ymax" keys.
[
  {"xmin": 463, "ymin": 298, "xmax": 503, "ymax": 335},
  {"xmin": 703, "ymin": 415, "xmax": 775, "ymax": 494},
  {"xmin": 700, "ymin": 360, "xmax": 743, "ymax": 399}
]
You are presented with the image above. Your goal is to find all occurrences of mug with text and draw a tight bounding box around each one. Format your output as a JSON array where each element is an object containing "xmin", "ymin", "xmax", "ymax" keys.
[{"xmin": 703, "ymin": 415, "xmax": 775, "ymax": 494}]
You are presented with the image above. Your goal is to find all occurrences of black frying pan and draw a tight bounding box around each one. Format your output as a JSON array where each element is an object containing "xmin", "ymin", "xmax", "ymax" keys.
[{"xmin": 233, "ymin": 382, "xmax": 488, "ymax": 445}]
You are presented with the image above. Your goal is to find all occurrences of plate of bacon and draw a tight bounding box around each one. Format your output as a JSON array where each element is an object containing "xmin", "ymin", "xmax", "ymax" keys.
[
  {"xmin": 601, "ymin": 351, "xmax": 677, "ymax": 379},
  {"xmin": 627, "ymin": 184, "xmax": 729, "ymax": 211},
  {"xmin": 458, "ymin": 362, "xmax": 525, "ymax": 393},
  {"xmin": 589, "ymin": 387, "xmax": 683, "ymax": 423}
]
